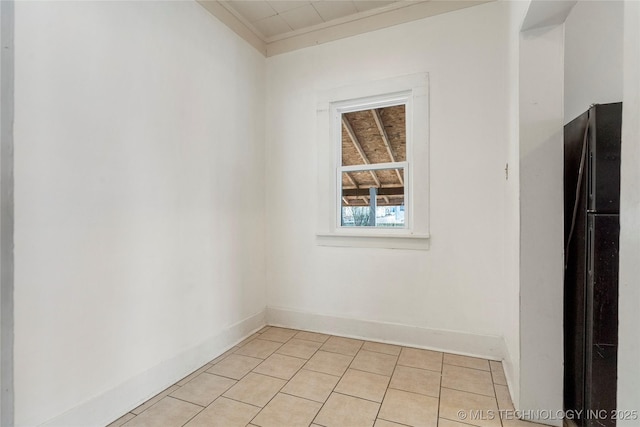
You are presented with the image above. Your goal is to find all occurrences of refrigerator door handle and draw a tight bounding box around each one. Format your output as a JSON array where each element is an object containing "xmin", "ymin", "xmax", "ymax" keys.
[{"xmin": 565, "ymin": 115, "xmax": 591, "ymax": 270}]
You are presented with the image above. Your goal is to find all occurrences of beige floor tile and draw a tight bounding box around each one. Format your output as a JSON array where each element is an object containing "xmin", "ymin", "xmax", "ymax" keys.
[
  {"xmin": 253, "ymin": 353, "xmax": 306, "ymax": 380},
  {"xmin": 304, "ymin": 350, "xmax": 353, "ymax": 376},
  {"xmin": 334, "ymin": 369, "xmax": 390, "ymax": 403},
  {"xmin": 501, "ymin": 417, "xmax": 544, "ymax": 427},
  {"xmin": 206, "ymin": 354, "xmax": 262, "ymax": 380},
  {"xmin": 494, "ymin": 384, "xmax": 514, "ymax": 411},
  {"xmin": 439, "ymin": 387, "xmax": 501, "ymax": 427},
  {"xmin": 374, "ymin": 420, "xmax": 405, "ymax": 427},
  {"xmin": 177, "ymin": 364, "xmax": 212, "ymax": 387},
  {"xmin": 489, "ymin": 361, "xmax": 507, "ymax": 385},
  {"xmin": 362, "ymin": 341, "xmax": 402, "ymax": 356},
  {"xmin": 378, "ymin": 389, "xmax": 439, "ymax": 427},
  {"xmin": 314, "ymin": 392, "xmax": 380, "ymax": 427},
  {"xmin": 170, "ymin": 373, "xmax": 236, "ymax": 407},
  {"xmin": 441, "ymin": 364, "xmax": 494, "ymax": 397},
  {"xmin": 320, "ymin": 336, "xmax": 364, "ymax": 356},
  {"xmin": 281, "ymin": 369, "xmax": 340, "ymax": 403},
  {"xmin": 295, "ymin": 330, "xmax": 330, "ymax": 343},
  {"xmin": 234, "ymin": 339, "xmax": 282, "ymax": 359},
  {"xmin": 398, "ymin": 348, "xmax": 443, "ymax": 372},
  {"xmin": 237, "ymin": 333, "xmax": 261, "ymax": 347},
  {"xmin": 389, "ymin": 365, "xmax": 441, "ymax": 398},
  {"xmin": 252, "ymin": 393, "xmax": 322, "ymax": 427},
  {"xmin": 131, "ymin": 385, "xmax": 180, "ymax": 415},
  {"xmin": 210, "ymin": 347, "xmax": 238, "ymax": 365},
  {"xmin": 123, "ymin": 397, "xmax": 202, "ymax": 427},
  {"xmin": 438, "ymin": 418, "xmax": 477, "ymax": 427},
  {"xmin": 259, "ymin": 327, "xmax": 297, "ymax": 343},
  {"xmin": 350, "ymin": 350, "xmax": 397, "ymax": 376},
  {"xmin": 183, "ymin": 397, "xmax": 259, "ymax": 427},
  {"xmin": 223, "ymin": 372, "xmax": 286, "ymax": 407},
  {"xmin": 113, "ymin": 328, "xmax": 522, "ymax": 427},
  {"xmin": 276, "ymin": 338, "xmax": 322, "ymax": 359},
  {"xmin": 444, "ymin": 354, "xmax": 490, "ymax": 371},
  {"xmin": 106, "ymin": 412, "xmax": 135, "ymax": 427}
]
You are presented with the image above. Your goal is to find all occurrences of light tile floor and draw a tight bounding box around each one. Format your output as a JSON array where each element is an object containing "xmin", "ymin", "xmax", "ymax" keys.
[{"xmin": 108, "ymin": 327, "xmax": 541, "ymax": 427}]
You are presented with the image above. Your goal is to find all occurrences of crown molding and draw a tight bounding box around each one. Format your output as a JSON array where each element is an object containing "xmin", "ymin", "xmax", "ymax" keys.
[{"xmin": 198, "ymin": 0, "xmax": 493, "ymax": 58}]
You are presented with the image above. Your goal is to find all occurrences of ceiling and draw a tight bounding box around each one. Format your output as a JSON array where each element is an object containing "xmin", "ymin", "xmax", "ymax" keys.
[
  {"xmin": 198, "ymin": 0, "xmax": 492, "ymax": 56},
  {"xmin": 220, "ymin": 0, "xmax": 403, "ymax": 41}
]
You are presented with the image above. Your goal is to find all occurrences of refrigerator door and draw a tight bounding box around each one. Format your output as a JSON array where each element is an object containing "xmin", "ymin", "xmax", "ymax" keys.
[
  {"xmin": 564, "ymin": 109, "xmax": 590, "ymax": 421},
  {"xmin": 587, "ymin": 103, "xmax": 622, "ymax": 214},
  {"xmin": 584, "ymin": 213, "xmax": 619, "ymax": 427}
]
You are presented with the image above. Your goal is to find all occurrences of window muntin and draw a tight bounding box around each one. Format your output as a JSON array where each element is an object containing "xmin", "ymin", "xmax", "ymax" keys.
[{"xmin": 335, "ymin": 96, "xmax": 409, "ymax": 229}]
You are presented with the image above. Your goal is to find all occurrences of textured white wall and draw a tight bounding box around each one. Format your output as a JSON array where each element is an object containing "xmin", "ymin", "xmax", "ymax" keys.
[
  {"xmin": 503, "ymin": 0, "xmax": 530, "ymax": 409},
  {"xmin": 265, "ymin": 0, "xmax": 513, "ymax": 361},
  {"xmin": 519, "ymin": 22, "xmax": 565, "ymax": 426},
  {"xmin": 13, "ymin": 2, "xmax": 266, "ymax": 425},
  {"xmin": 564, "ymin": 1, "xmax": 624, "ymax": 124},
  {"xmin": 617, "ymin": 0, "xmax": 640, "ymax": 424},
  {"xmin": 517, "ymin": 1, "xmax": 625, "ymax": 423}
]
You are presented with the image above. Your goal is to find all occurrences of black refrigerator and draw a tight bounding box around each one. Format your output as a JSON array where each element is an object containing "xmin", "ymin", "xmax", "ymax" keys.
[{"xmin": 564, "ymin": 102, "xmax": 621, "ymax": 427}]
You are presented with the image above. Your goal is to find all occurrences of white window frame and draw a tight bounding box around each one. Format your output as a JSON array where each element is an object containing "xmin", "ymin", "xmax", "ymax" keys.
[
  {"xmin": 316, "ymin": 73, "xmax": 430, "ymax": 250},
  {"xmin": 334, "ymin": 93, "xmax": 410, "ymax": 230}
]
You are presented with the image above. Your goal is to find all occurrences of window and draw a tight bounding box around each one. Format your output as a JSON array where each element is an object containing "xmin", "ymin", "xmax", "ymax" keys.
[
  {"xmin": 316, "ymin": 73, "xmax": 430, "ymax": 250},
  {"xmin": 336, "ymin": 96, "xmax": 408, "ymax": 229}
]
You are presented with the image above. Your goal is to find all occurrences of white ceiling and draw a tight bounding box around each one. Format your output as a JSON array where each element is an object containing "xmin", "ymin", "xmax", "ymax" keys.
[
  {"xmin": 221, "ymin": 1, "xmax": 401, "ymax": 40},
  {"xmin": 199, "ymin": 0, "xmax": 492, "ymax": 56}
]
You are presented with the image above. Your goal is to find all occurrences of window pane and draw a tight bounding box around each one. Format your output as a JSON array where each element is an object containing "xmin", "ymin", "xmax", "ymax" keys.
[
  {"xmin": 341, "ymin": 171, "xmax": 405, "ymax": 228},
  {"xmin": 341, "ymin": 105, "xmax": 406, "ymax": 167}
]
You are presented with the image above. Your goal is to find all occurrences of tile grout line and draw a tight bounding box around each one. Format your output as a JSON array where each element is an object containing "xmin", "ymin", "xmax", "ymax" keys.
[
  {"xmin": 278, "ymin": 389, "xmax": 328, "ymax": 405},
  {"xmin": 216, "ymin": 394, "xmax": 263, "ymax": 409},
  {"xmin": 176, "ymin": 328, "xmax": 274, "ymax": 426},
  {"xmin": 376, "ymin": 416, "xmax": 414, "ymax": 427},
  {"xmin": 386, "ymin": 383, "xmax": 440, "ymax": 399},
  {"xmin": 396, "ymin": 360, "xmax": 443, "ymax": 373},
  {"xmin": 371, "ymin": 344, "xmax": 399, "ymax": 423},
  {"xmin": 346, "ymin": 359, "xmax": 396, "ymax": 377},
  {"xmin": 489, "ymin": 362, "xmax": 505, "ymax": 427},
  {"xmin": 311, "ymin": 337, "xmax": 363, "ymax": 426},
  {"xmin": 442, "ymin": 361, "xmax": 492, "ymax": 372},
  {"xmin": 440, "ymin": 385, "xmax": 498, "ymax": 399},
  {"xmin": 331, "ymin": 390, "xmax": 386, "ymax": 405},
  {"xmin": 275, "ymin": 325, "xmax": 347, "ymax": 427},
  {"xmin": 440, "ymin": 415, "xmax": 486, "ymax": 427},
  {"xmin": 245, "ymin": 330, "xmax": 303, "ymax": 426},
  {"xmin": 436, "ymin": 351, "xmax": 444, "ymax": 425},
  {"xmin": 167, "ymin": 395, "xmax": 206, "ymax": 427},
  {"xmin": 165, "ymin": 395, "xmax": 205, "ymax": 409},
  {"xmin": 128, "ymin": 384, "xmax": 182, "ymax": 418}
]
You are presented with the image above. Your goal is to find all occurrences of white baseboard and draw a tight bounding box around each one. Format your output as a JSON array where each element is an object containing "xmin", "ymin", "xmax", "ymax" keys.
[
  {"xmin": 40, "ymin": 307, "xmax": 518, "ymax": 427},
  {"xmin": 267, "ymin": 306, "xmax": 507, "ymax": 361},
  {"xmin": 41, "ymin": 310, "xmax": 266, "ymax": 427}
]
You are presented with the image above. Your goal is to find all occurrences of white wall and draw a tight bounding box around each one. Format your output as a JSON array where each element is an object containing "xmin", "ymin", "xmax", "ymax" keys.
[
  {"xmin": 516, "ymin": 1, "xmax": 625, "ymax": 423},
  {"xmin": 617, "ymin": 0, "xmax": 640, "ymax": 424},
  {"xmin": 265, "ymin": 1, "xmax": 513, "ymax": 359},
  {"xmin": 0, "ymin": 1, "xmax": 14, "ymax": 425},
  {"xmin": 564, "ymin": 1, "xmax": 624, "ymax": 124},
  {"xmin": 13, "ymin": 2, "xmax": 266, "ymax": 425},
  {"xmin": 518, "ymin": 22, "xmax": 565, "ymax": 425},
  {"xmin": 503, "ymin": 0, "xmax": 530, "ymax": 408}
]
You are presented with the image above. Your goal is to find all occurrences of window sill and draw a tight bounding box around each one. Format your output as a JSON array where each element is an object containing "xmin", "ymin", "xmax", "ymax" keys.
[{"xmin": 316, "ymin": 232, "xmax": 430, "ymax": 250}]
